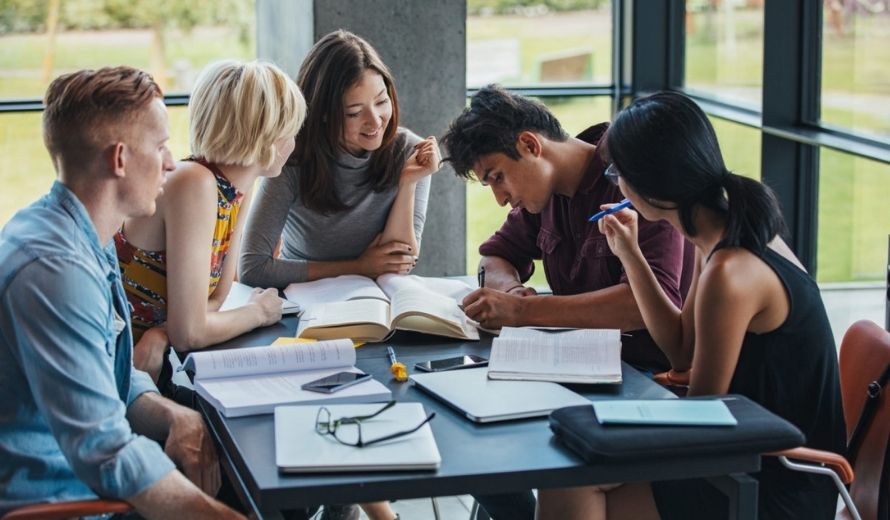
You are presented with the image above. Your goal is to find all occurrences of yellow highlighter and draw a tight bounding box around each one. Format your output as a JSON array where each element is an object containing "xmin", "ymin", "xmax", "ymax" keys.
[{"xmin": 386, "ymin": 346, "xmax": 408, "ymax": 382}]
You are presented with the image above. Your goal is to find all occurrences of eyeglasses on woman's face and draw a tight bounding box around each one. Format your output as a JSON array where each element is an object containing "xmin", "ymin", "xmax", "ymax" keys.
[
  {"xmin": 315, "ymin": 400, "xmax": 436, "ymax": 448},
  {"xmin": 604, "ymin": 163, "xmax": 621, "ymax": 186}
]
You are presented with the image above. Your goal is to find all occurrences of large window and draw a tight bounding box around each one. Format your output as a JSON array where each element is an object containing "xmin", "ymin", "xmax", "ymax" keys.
[
  {"xmin": 821, "ymin": 3, "xmax": 890, "ymax": 140},
  {"xmin": 0, "ymin": 106, "xmax": 191, "ymax": 225},
  {"xmin": 817, "ymin": 150, "xmax": 890, "ymax": 282},
  {"xmin": 467, "ymin": 1, "xmax": 612, "ymax": 88},
  {"xmin": 677, "ymin": 1, "xmax": 890, "ymax": 285},
  {"xmin": 0, "ymin": 1, "xmax": 255, "ymax": 100},
  {"xmin": 0, "ymin": 112, "xmax": 52, "ymax": 224},
  {"xmin": 0, "ymin": 0, "xmax": 255, "ymax": 227},
  {"xmin": 710, "ymin": 117, "xmax": 761, "ymax": 180},
  {"xmin": 685, "ymin": 0, "xmax": 764, "ymax": 108}
]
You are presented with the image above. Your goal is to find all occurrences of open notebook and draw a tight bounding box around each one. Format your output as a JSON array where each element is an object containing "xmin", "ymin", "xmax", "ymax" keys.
[
  {"xmin": 182, "ymin": 340, "xmax": 391, "ymax": 417},
  {"xmin": 487, "ymin": 327, "xmax": 622, "ymax": 384},
  {"xmin": 275, "ymin": 402, "xmax": 441, "ymax": 472}
]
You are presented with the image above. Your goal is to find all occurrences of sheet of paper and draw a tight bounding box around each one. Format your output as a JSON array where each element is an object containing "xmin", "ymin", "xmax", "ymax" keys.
[{"xmin": 377, "ymin": 274, "xmax": 475, "ymax": 301}]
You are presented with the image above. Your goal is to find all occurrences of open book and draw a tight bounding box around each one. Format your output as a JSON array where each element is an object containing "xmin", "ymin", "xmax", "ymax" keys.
[
  {"xmin": 182, "ymin": 340, "xmax": 391, "ymax": 417},
  {"xmin": 487, "ymin": 327, "xmax": 622, "ymax": 384},
  {"xmin": 286, "ymin": 274, "xmax": 479, "ymax": 342}
]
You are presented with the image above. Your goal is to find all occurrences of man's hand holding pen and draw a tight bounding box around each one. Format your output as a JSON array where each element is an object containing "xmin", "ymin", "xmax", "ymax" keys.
[{"xmin": 462, "ymin": 287, "xmax": 530, "ymax": 329}]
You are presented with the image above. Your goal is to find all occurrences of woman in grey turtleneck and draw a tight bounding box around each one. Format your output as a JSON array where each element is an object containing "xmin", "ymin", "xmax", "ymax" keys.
[{"xmin": 239, "ymin": 30, "xmax": 440, "ymax": 292}]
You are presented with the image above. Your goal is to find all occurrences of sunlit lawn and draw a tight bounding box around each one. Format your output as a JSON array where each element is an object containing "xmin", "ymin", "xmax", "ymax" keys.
[{"xmin": 2, "ymin": 10, "xmax": 889, "ymax": 283}]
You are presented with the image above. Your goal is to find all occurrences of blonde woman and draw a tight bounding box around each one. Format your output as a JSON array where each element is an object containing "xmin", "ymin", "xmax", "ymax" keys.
[{"xmin": 115, "ymin": 60, "xmax": 306, "ymax": 402}]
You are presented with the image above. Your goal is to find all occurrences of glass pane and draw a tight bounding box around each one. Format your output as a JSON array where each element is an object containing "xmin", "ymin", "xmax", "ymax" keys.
[
  {"xmin": 466, "ymin": 1, "xmax": 612, "ymax": 88},
  {"xmin": 466, "ymin": 96, "xmax": 613, "ymax": 287},
  {"xmin": 685, "ymin": 0, "xmax": 764, "ymax": 108},
  {"xmin": 0, "ymin": 106, "xmax": 190, "ymax": 228},
  {"xmin": 709, "ymin": 117, "xmax": 761, "ymax": 180},
  {"xmin": 821, "ymin": 2, "xmax": 890, "ymax": 140},
  {"xmin": 0, "ymin": 112, "xmax": 53, "ymax": 226},
  {"xmin": 0, "ymin": 1, "xmax": 255, "ymax": 100},
  {"xmin": 817, "ymin": 149, "xmax": 890, "ymax": 282}
]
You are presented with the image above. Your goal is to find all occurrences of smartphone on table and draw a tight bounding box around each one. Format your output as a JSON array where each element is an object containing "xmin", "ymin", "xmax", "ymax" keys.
[
  {"xmin": 414, "ymin": 355, "xmax": 488, "ymax": 372},
  {"xmin": 301, "ymin": 371, "xmax": 372, "ymax": 393}
]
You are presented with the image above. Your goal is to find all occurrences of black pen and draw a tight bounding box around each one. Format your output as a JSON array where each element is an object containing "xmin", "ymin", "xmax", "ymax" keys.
[{"xmin": 477, "ymin": 266, "xmax": 485, "ymax": 288}]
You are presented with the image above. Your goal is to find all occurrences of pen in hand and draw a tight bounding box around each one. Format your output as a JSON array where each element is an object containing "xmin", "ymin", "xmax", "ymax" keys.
[
  {"xmin": 477, "ymin": 266, "xmax": 485, "ymax": 288},
  {"xmin": 588, "ymin": 198, "xmax": 633, "ymax": 223},
  {"xmin": 387, "ymin": 346, "xmax": 408, "ymax": 382}
]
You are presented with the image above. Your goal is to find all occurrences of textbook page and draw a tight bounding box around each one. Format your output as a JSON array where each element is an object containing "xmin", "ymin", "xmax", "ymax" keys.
[
  {"xmin": 296, "ymin": 299, "xmax": 393, "ymax": 341},
  {"xmin": 284, "ymin": 275, "xmax": 388, "ymax": 308},
  {"xmin": 377, "ymin": 274, "xmax": 475, "ymax": 302},
  {"xmin": 183, "ymin": 339, "xmax": 355, "ymax": 380},
  {"xmin": 390, "ymin": 288, "xmax": 480, "ymax": 340},
  {"xmin": 488, "ymin": 327, "xmax": 622, "ymax": 383}
]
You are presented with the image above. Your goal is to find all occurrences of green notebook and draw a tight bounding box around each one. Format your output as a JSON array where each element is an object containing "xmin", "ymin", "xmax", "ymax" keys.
[{"xmin": 593, "ymin": 399, "xmax": 738, "ymax": 427}]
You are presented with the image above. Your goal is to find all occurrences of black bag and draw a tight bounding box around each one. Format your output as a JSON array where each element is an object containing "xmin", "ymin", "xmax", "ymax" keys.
[{"xmin": 549, "ymin": 395, "xmax": 804, "ymax": 463}]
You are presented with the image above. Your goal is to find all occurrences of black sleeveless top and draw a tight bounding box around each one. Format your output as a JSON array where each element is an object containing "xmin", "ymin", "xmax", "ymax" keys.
[{"xmin": 653, "ymin": 247, "xmax": 846, "ymax": 520}]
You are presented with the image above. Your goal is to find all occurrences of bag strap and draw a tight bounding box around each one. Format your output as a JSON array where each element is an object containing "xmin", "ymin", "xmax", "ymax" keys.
[{"xmin": 848, "ymin": 363, "xmax": 890, "ymax": 461}]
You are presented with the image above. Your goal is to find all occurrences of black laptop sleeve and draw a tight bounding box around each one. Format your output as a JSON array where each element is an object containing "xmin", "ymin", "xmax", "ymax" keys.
[{"xmin": 549, "ymin": 395, "xmax": 805, "ymax": 463}]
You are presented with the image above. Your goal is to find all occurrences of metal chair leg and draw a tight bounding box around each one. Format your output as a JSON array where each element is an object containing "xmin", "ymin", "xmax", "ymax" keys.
[
  {"xmin": 468, "ymin": 499, "xmax": 480, "ymax": 520},
  {"xmin": 430, "ymin": 496, "xmax": 441, "ymax": 520}
]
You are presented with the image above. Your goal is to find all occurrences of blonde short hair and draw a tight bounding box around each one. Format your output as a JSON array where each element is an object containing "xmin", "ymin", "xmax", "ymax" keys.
[{"xmin": 189, "ymin": 60, "xmax": 306, "ymax": 169}]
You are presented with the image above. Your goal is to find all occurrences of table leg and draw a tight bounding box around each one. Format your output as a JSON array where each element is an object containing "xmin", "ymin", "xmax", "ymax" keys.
[{"xmin": 706, "ymin": 473, "xmax": 758, "ymax": 520}]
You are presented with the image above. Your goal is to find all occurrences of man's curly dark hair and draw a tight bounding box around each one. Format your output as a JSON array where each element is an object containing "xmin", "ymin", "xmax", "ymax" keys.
[{"xmin": 441, "ymin": 84, "xmax": 568, "ymax": 180}]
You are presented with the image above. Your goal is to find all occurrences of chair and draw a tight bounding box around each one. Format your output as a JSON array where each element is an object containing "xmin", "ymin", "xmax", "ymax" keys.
[
  {"xmin": 1, "ymin": 499, "xmax": 132, "ymax": 520},
  {"xmin": 654, "ymin": 320, "xmax": 890, "ymax": 520},
  {"xmin": 769, "ymin": 319, "xmax": 890, "ymax": 520}
]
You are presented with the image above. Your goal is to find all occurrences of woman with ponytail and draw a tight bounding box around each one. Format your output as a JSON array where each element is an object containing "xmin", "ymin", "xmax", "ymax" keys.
[{"xmin": 537, "ymin": 91, "xmax": 846, "ymax": 520}]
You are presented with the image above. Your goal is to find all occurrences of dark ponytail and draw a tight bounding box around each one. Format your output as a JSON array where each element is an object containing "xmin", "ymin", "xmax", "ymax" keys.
[
  {"xmin": 607, "ymin": 91, "xmax": 786, "ymax": 255},
  {"xmin": 715, "ymin": 172, "xmax": 786, "ymax": 254}
]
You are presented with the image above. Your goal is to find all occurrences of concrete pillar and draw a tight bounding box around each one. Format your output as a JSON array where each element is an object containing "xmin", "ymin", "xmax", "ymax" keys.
[
  {"xmin": 256, "ymin": 0, "xmax": 314, "ymax": 78},
  {"xmin": 258, "ymin": 0, "xmax": 468, "ymax": 276}
]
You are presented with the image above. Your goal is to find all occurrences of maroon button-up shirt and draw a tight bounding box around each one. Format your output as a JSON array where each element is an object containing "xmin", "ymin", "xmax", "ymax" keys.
[{"xmin": 478, "ymin": 123, "xmax": 690, "ymax": 371}]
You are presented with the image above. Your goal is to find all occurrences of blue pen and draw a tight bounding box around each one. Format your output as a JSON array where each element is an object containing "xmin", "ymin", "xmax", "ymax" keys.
[{"xmin": 588, "ymin": 198, "xmax": 633, "ymax": 223}]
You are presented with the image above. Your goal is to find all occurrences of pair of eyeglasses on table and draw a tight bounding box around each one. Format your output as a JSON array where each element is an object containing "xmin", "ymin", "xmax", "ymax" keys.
[{"xmin": 315, "ymin": 400, "xmax": 436, "ymax": 448}]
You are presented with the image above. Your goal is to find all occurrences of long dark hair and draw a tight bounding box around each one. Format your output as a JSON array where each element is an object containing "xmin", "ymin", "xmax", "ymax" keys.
[
  {"xmin": 606, "ymin": 91, "xmax": 785, "ymax": 255},
  {"xmin": 290, "ymin": 30, "xmax": 407, "ymax": 214}
]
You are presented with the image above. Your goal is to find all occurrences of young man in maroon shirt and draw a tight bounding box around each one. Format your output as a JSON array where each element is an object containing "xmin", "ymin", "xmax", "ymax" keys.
[
  {"xmin": 443, "ymin": 85, "xmax": 691, "ymax": 373},
  {"xmin": 441, "ymin": 83, "xmax": 691, "ymax": 520}
]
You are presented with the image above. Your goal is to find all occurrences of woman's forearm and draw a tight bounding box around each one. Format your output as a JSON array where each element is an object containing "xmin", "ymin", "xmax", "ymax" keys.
[{"xmin": 379, "ymin": 180, "xmax": 418, "ymax": 250}]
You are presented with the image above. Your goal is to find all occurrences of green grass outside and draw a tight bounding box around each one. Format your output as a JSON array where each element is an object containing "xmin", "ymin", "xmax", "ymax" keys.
[{"xmin": 2, "ymin": 9, "xmax": 889, "ymax": 283}]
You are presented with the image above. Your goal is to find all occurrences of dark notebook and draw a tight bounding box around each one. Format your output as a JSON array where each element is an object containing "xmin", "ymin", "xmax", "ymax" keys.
[{"xmin": 549, "ymin": 394, "xmax": 804, "ymax": 462}]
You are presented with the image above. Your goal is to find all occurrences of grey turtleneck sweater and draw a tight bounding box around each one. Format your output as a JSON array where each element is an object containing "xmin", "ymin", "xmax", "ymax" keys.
[{"xmin": 239, "ymin": 128, "xmax": 430, "ymax": 288}]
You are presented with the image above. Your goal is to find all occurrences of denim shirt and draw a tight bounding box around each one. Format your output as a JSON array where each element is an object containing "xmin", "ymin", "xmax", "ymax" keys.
[{"xmin": 0, "ymin": 182, "xmax": 175, "ymax": 512}]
